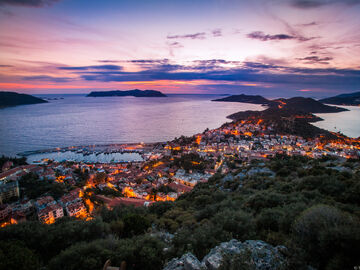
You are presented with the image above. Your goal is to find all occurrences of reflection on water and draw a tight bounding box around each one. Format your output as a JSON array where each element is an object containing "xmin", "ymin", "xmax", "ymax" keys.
[
  {"xmin": 313, "ymin": 105, "xmax": 360, "ymax": 138},
  {"xmin": 26, "ymin": 151, "xmax": 143, "ymax": 164}
]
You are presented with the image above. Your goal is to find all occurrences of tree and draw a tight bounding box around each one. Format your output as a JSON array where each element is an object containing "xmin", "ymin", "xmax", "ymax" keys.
[{"xmin": 0, "ymin": 241, "xmax": 40, "ymax": 270}]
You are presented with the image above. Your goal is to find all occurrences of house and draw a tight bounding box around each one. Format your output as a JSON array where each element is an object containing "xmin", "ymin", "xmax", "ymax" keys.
[
  {"xmin": 0, "ymin": 204, "xmax": 12, "ymax": 220},
  {"xmin": 36, "ymin": 196, "xmax": 56, "ymax": 209},
  {"xmin": 65, "ymin": 201, "xmax": 87, "ymax": 217},
  {"xmin": 38, "ymin": 203, "xmax": 64, "ymax": 224},
  {"xmin": 0, "ymin": 181, "xmax": 20, "ymax": 204},
  {"xmin": 1, "ymin": 161, "xmax": 13, "ymax": 172}
]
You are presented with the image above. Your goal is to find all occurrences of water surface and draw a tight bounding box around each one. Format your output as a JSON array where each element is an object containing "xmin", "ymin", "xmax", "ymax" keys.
[
  {"xmin": 313, "ymin": 105, "xmax": 360, "ymax": 138},
  {"xmin": 0, "ymin": 94, "xmax": 263, "ymax": 156}
]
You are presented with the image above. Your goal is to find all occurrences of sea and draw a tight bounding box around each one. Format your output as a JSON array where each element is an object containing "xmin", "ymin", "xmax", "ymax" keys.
[
  {"xmin": 0, "ymin": 94, "xmax": 359, "ymax": 161},
  {"xmin": 0, "ymin": 94, "xmax": 262, "ymax": 158}
]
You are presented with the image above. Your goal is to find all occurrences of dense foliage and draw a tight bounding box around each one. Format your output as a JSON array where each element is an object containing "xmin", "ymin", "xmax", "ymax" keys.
[
  {"xmin": 0, "ymin": 155, "xmax": 27, "ymax": 172},
  {"xmin": 1, "ymin": 155, "xmax": 359, "ymax": 270}
]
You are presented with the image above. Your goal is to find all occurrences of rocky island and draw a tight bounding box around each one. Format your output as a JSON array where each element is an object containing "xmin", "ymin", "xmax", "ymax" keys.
[
  {"xmin": 319, "ymin": 91, "xmax": 360, "ymax": 106},
  {"xmin": 0, "ymin": 91, "xmax": 48, "ymax": 108},
  {"xmin": 87, "ymin": 89, "xmax": 167, "ymax": 97}
]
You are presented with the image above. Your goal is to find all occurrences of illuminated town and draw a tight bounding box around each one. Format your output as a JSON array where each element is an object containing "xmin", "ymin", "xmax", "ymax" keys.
[{"xmin": 1, "ymin": 117, "xmax": 359, "ymax": 227}]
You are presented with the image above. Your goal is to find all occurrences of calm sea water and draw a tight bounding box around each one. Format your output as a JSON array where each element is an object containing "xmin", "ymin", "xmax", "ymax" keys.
[
  {"xmin": 313, "ymin": 105, "xmax": 360, "ymax": 138},
  {"xmin": 0, "ymin": 94, "xmax": 264, "ymax": 156}
]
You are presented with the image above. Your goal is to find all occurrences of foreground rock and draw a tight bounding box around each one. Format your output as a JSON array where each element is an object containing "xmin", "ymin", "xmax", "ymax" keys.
[{"xmin": 164, "ymin": 239, "xmax": 288, "ymax": 270}]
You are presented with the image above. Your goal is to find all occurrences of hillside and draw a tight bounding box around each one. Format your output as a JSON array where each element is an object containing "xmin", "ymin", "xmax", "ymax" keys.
[
  {"xmin": 0, "ymin": 92, "xmax": 48, "ymax": 108},
  {"xmin": 87, "ymin": 89, "xmax": 167, "ymax": 97},
  {"xmin": 1, "ymin": 156, "xmax": 359, "ymax": 270},
  {"xmin": 272, "ymin": 97, "xmax": 348, "ymax": 113},
  {"xmin": 319, "ymin": 91, "xmax": 360, "ymax": 106}
]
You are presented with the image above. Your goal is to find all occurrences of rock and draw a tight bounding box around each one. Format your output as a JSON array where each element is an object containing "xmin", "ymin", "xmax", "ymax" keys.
[
  {"xmin": 246, "ymin": 167, "xmax": 275, "ymax": 178},
  {"xmin": 164, "ymin": 240, "xmax": 287, "ymax": 270},
  {"xmin": 235, "ymin": 172, "xmax": 246, "ymax": 180},
  {"xmin": 221, "ymin": 174, "xmax": 234, "ymax": 183},
  {"xmin": 241, "ymin": 240, "xmax": 287, "ymax": 270},
  {"xmin": 202, "ymin": 239, "xmax": 245, "ymax": 270},
  {"xmin": 163, "ymin": 253, "xmax": 201, "ymax": 270}
]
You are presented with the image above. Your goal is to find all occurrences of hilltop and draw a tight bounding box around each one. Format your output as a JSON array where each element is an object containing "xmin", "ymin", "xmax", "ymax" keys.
[
  {"xmin": 87, "ymin": 89, "xmax": 167, "ymax": 97},
  {"xmin": 0, "ymin": 91, "xmax": 48, "ymax": 108},
  {"xmin": 319, "ymin": 91, "xmax": 360, "ymax": 106}
]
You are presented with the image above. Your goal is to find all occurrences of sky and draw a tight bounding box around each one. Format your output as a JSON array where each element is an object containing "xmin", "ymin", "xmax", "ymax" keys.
[{"xmin": 0, "ymin": 0, "xmax": 359, "ymax": 97}]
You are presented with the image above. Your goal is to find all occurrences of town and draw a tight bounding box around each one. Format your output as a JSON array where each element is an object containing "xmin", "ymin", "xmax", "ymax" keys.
[{"xmin": 1, "ymin": 118, "xmax": 359, "ymax": 227}]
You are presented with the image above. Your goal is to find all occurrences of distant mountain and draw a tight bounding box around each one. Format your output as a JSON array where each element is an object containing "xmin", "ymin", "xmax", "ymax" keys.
[
  {"xmin": 212, "ymin": 94, "xmax": 273, "ymax": 105},
  {"xmin": 319, "ymin": 91, "xmax": 360, "ymax": 106},
  {"xmin": 0, "ymin": 91, "xmax": 47, "ymax": 108},
  {"xmin": 87, "ymin": 89, "xmax": 167, "ymax": 97},
  {"xmin": 271, "ymin": 97, "xmax": 348, "ymax": 113}
]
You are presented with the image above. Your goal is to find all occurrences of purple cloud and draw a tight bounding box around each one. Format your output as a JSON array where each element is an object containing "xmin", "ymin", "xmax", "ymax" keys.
[
  {"xmin": 211, "ymin": 29, "xmax": 222, "ymax": 37},
  {"xmin": 297, "ymin": 56, "xmax": 333, "ymax": 64},
  {"xmin": 0, "ymin": 0, "xmax": 60, "ymax": 7},
  {"xmin": 58, "ymin": 65, "xmax": 123, "ymax": 71},
  {"xmin": 167, "ymin": 32, "xmax": 206, "ymax": 40},
  {"xmin": 247, "ymin": 31, "xmax": 295, "ymax": 41},
  {"xmin": 291, "ymin": 0, "xmax": 360, "ymax": 9}
]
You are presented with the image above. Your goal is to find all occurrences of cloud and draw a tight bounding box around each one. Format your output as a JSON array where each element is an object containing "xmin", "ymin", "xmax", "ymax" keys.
[
  {"xmin": 211, "ymin": 29, "xmax": 222, "ymax": 37},
  {"xmin": 22, "ymin": 75, "xmax": 71, "ymax": 82},
  {"xmin": 298, "ymin": 21, "xmax": 318, "ymax": 27},
  {"xmin": 167, "ymin": 32, "xmax": 206, "ymax": 40},
  {"xmin": 0, "ymin": 0, "xmax": 60, "ymax": 7},
  {"xmin": 247, "ymin": 31, "xmax": 295, "ymax": 41},
  {"xmin": 97, "ymin": 60, "xmax": 120, "ymax": 63},
  {"xmin": 167, "ymin": 42, "xmax": 184, "ymax": 56},
  {"xmin": 65, "ymin": 60, "xmax": 360, "ymax": 94},
  {"xmin": 58, "ymin": 64, "xmax": 123, "ymax": 71},
  {"xmin": 0, "ymin": 64, "xmax": 12, "ymax": 67},
  {"xmin": 297, "ymin": 56, "xmax": 333, "ymax": 64},
  {"xmin": 291, "ymin": 0, "xmax": 360, "ymax": 9}
]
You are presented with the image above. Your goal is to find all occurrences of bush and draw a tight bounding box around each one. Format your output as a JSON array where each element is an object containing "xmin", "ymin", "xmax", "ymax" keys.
[{"xmin": 293, "ymin": 204, "xmax": 360, "ymax": 269}]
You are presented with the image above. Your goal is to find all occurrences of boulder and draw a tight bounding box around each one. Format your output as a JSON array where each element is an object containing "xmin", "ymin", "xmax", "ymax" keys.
[{"xmin": 163, "ymin": 253, "xmax": 201, "ymax": 270}]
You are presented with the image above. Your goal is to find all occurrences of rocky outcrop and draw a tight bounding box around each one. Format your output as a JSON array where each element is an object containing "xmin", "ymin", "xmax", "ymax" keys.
[
  {"xmin": 164, "ymin": 253, "xmax": 201, "ymax": 270},
  {"xmin": 163, "ymin": 240, "xmax": 288, "ymax": 270}
]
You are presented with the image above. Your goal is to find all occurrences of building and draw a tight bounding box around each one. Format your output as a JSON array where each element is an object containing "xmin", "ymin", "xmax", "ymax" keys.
[
  {"xmin": 0, "ymin": 204, "xmax": 12, "ymax": 220},
  {"xmin": 65, "ymin": 201, "xmax": 87, "ymax": 217},
  {"xmin": 38, "ymin": 203, "xmax": 64, "ymax": 224},
  {"xmin": 0, "ymin": 181, "xmax": 20, "ymax": 204}
]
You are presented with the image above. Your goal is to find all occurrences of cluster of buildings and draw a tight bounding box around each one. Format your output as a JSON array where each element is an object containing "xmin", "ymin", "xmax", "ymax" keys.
[{"xmin": 1, "ymin": 117, "xmax": 359, "ymax": 227}]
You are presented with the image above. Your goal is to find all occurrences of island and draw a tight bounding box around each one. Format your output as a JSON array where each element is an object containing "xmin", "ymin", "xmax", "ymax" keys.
[
  {"xmin": 87, "ymin": 89, "xmax": 167, "ymax": 97},
  {"xmin": 319, "ymin": 91, "xmax": 360, "ymax": 106},
  {"xmin": 0, "ymin": 91, "xmax": 48, "ymax": 108},
  {"xmin": 212, "ymin": 94, "xmax": 273, "ymax": 105},
  {"xmin": 213, "ymin": 94, "xmax": 348, "ymax": 113}
]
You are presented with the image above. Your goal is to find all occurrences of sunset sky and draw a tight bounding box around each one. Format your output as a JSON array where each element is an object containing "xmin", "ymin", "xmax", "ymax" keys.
[{"xmin": 0, "ymin": 0, "xmax": 359, "ymax": 97}]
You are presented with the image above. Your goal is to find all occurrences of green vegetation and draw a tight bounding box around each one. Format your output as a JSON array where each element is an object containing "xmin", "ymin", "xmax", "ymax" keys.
[
  {"xmin": 0, "ymin": 155, "xmax": 27, "ymax": 172},
  {"xmin": 19, "ymin": 173, "xmax": 67, "ymax": 200},
  {"xmin": 1, "ymin": 155, "xmax": 359, "ymax": 270}
]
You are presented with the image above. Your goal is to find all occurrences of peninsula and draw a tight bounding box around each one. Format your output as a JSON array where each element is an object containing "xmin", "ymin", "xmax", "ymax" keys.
[
  {"xmin": 319, "ymin": 91, "xmax": 360, "ymax": 106},
  {"xmin": 87, "ymin": 89, "xmax": 167, "ymax": 97},
  {"xmin": 213, "ymin": 94, "xmax": 348, "ymax": 113},
  {"xmin": 0, "ymin": 91, "xmax": 48, "ymax": 108}
]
